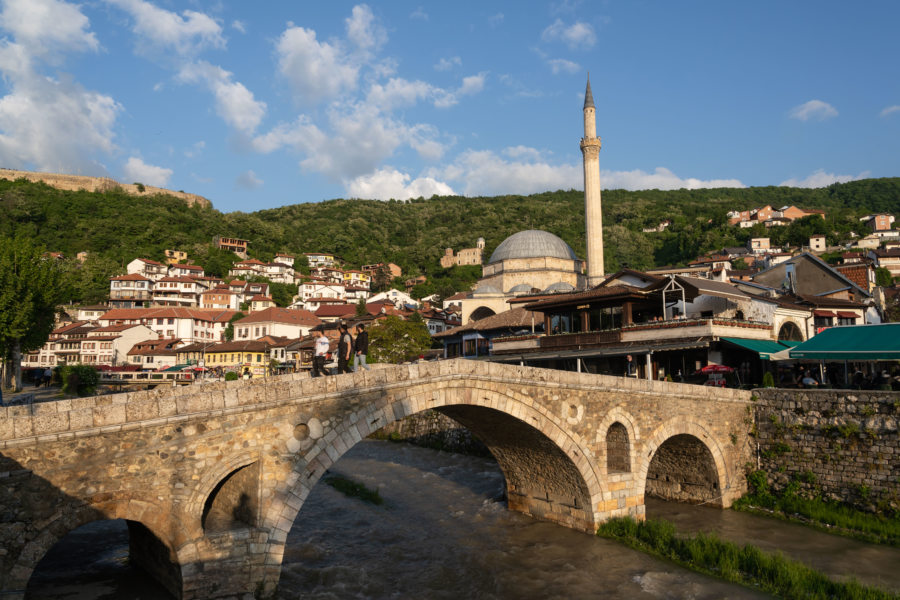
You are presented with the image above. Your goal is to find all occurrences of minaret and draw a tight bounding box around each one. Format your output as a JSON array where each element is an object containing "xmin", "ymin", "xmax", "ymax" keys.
[{"xmin": 580, "ymin": 74, "xmax": 604, "ymax": 286}]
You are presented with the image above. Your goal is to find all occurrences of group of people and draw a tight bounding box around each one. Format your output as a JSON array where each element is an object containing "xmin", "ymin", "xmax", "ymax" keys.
[
  {"xmin": 312, "ymin": 323, "xmax": 369, "ymax": 377},
  {"xmin": 33, "ymin": 368, "xmax": 52, "ymax": 387}
]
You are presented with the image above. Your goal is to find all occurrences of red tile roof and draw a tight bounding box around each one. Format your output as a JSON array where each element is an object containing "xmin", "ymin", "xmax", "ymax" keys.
[
  {"xmin": 233, "ymin": 307, "xmax": 321, "ymax": 326},
  {"xmin": 100, "ymin": 308, "xmax": 237, "ymax": 323},
  {"xmin": 110, "ymin": 273, "xmax": 152, "ymax": 281}
]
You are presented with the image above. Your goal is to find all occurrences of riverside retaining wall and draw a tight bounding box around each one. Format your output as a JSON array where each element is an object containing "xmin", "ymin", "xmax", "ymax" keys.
[{"xmin": 753, "ymin": 388, "xmax": 899, "ymax": 511}]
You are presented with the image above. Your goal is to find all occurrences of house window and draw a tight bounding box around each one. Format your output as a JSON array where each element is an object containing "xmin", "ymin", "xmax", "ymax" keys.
[{"xmin": 838, "ymin": 316, "xmax": 855, "ymax": 326}]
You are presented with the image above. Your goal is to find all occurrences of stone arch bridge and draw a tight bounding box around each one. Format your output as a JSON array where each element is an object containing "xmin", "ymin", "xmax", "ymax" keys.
[{"xmin": 0, "ymin": 359, "xmax": 753, "ymax": 599}]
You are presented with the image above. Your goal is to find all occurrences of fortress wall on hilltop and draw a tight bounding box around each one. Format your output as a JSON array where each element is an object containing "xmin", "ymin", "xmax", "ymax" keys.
[{"xmin": 0, "ymin": 168, "xmax": 211, "ymax": 208}]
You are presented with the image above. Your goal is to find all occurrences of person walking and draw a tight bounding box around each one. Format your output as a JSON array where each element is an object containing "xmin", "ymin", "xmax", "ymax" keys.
[
  {"xmin": 353, "ymin": 324, "xmax": 370, "ymax": 372},
  {"xmin": 337, "ymin": 324, "xmax": 353, "ymax": 374},
  {"xmin": 43, "ymin": 367, "xmax": 52, "ymax": 387},
  {"xmin": 312, "ymin": 329, "xmax": 330, "ymax": 377}
]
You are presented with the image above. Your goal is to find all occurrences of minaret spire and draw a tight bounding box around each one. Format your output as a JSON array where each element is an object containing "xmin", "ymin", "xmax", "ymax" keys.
[
  {"xmin": 580, "ymin": 73, "xmax": 604, "ymax": 286},
  {"xmin": 584, "ymin": 73, "xmax": 595, "ymax": 109}
]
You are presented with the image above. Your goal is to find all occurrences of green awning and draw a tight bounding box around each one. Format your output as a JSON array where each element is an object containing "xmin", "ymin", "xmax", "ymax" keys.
[
  {"xmin": 789, "ymin": 324, "xmax": 900, "ymax": 361},
  {"xmin": 721, "ymin": 337, "xmax": 794, "ymax": 360},
  {"xmin": 162, "ymin": 363, "xmax": 192, "ymax": 372}
]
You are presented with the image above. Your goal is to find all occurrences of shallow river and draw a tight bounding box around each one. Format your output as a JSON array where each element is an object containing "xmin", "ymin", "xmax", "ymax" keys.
[{"xmin": 27, "ymin": 440, "xmax": 900, "ymax": 599}]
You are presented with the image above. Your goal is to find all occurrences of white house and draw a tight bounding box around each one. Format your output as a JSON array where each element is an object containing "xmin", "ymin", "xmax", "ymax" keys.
[
  {"xmin": 232, "ymin": 307, "xmax": 321, "ymax": 340},
  {"xmin": 126, "ymin": 258, "xmax": 168, "ymax": 281}
]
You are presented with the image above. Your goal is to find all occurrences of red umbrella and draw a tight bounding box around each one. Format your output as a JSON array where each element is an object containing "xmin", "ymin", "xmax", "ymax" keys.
[{"xmin": 696, "ymin": 364, "xmax": 734, "ymax": 374}]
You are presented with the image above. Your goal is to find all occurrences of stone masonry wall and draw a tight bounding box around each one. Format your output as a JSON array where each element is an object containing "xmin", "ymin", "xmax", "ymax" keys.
[
  {"xmin": 373, "ymin": 410, "xmax": 490, "ymax": 456},
  {"xmin": 753, "ymin": 389, "xmax": 899, "ymax": 511}
]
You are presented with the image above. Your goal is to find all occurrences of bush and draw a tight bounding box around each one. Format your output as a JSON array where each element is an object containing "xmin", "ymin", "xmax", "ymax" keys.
[
  {"xmin": 762, "ymin": 372, "xmax": 775, "ymax": 388},
  {"xmin": 224, "ymin": 372, "xmax": 239, "ymax": 381},
  {"xmin": 58, "ymin": 364, "xmax": 99, "ymax": 396}
]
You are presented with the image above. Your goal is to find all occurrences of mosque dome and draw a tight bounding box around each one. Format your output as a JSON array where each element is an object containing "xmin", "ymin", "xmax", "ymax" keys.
[
  {"xmin": 542, "ymin": 281, "xmax": 576, "ymax": 293},
  {"xmin": 489, "ymin": 230, "xmax": 578, "ymax": 264},
  {"xmin": 508, "ymin": 283, "xmax": 534, "ymax": 294},
  {"xmin": 474, "ymin": 283, "xmax": 501, "ymax": 294}
]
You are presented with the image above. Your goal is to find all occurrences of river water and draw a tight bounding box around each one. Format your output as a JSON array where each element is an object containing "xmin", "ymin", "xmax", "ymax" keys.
[{"xmin": 26, "ymin": 440, "xmax": 900, "ymax": 599}]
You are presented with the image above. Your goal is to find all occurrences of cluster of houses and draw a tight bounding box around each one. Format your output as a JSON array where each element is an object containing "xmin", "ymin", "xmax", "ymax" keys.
[
  {"xmin": 436, "ymin": 231, "xmax": 900, "ymax": 388},
  {"xmin": 727, "ymin": 204, "xmax": 826, "ymax": 228},
  {"xmin": 21, "ymin": 246, "xmax": 459, "ymax": 378}
]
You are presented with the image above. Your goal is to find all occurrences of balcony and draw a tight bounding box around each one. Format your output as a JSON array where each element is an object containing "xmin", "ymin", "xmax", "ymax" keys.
[{"xmin": 492, "ymin": 317, "xmax": 773, "ymax": 355}]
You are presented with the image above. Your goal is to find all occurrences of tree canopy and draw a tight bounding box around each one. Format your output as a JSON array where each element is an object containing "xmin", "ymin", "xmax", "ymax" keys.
[
  {"xmin": 3, "ymin": 176, "xmax": 900, "ymax": 304},
  {"xmin": 0, "ymin": 234, "xmax": 66, "ymax": 389}
]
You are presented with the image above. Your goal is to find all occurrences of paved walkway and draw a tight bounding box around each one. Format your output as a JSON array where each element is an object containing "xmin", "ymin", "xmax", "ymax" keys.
[{"xmin": 1, "ymin": 384, "xmax": 68, "ymax": 406}]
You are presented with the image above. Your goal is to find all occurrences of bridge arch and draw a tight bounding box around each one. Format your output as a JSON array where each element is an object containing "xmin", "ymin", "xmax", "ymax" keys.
[
  {"xmin": 595, "ymin": 405, "xmax": 641, "ymax": 475},
  {"xmin": 12, "ymin": 498, "xmax": 184, "ymax": 597},
  {"xmin": 254, "ymin": 379, "xmax": 607, "ymax": 595},
  {"xmin": 637, "ymin": 419, "xmax": 731, "ymax": 507}
]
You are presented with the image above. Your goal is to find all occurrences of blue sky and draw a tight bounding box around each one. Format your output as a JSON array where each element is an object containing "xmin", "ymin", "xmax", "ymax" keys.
[{"xmin": 0, "ymin": 1, "xmax": 897, "ymax": 213}]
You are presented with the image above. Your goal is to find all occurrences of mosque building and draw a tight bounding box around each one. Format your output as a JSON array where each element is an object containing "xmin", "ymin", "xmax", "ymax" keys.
[{"xmin": 458, "ymin": 76, "xmax": 604, "ymax": 324}]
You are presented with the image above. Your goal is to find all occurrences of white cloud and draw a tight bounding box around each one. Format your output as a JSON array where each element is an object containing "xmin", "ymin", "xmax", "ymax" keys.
[
  {"xmin": 0, "ymin": 0, "xmax": 98, "ymax": 62},
  {"xmin": 276, "ymin": 24, "xmax": 358, "ymax": 106},
  {"xmin": 430, "ymin": 148, "xmax": 744, "ymax": 196},
  {"xmin": 602, "ymin": 167, "xmax": 744, "ymax": 191},
  {"xmin": 488, "ymin": 13, "xmax": 504, "ymax": 27},
  {"xmin": 231, "ymin": 20, "xmax": 246, "ymax": 34},
  {"xmin": 432, "ymin": 148, "xmax": 580, "ymax": 196},
  {"xmin": 779, "ymin": 169, "xmax": 869, "ymax": 188},
  {"xmin": 409, "ymin": 6, "xmax": 428, "ymax": 21},
  {"xmin": 434, "ymin": 72, "xmax": 487, "ymax": 108},
  {"xmin": 434, "ymin": 56, "xmax": 461, "ymax": 71},
  {"xmin": 789, "ymin": 99, "xmax": 838, "ymax": 121},
  {"xmin": 541, "ymin": 19, "xmax": 596, "ymax": 50},
  {"xmin": 0, "ymin": 0, "xmax": 120, "ymax": 174},
  {"xmin": 345, "ymin": 167, "xmax": 454, "ymax": 200},
  {"xmin": 178, "ymin": 61, "xmax": 266, "ymax": 133},
  {"xmin": 504, "ymin": 146, "xmax": 543, "ymax": 161},
  {"xmin": 367, "ymin": 77, "xmax": 434, "ymax": 111},
  {"xmin": 123, "ymin": 156, "xmax": 172, "ymax": 187},
  {"xmin": 880, "ymin": 105, "xmax": 900, "ymax": 117},
  {"xmin": 548, "ymin": 58, "xmax": 580, "ymax": 74},
  {"xmin": 107, "ymin": 0, "xmax": 224, "ymax": 57},
  {"xmin": 184, "ymin": 140, "xmax": 205, "ymax": 158},
  {"xmin": 236, "ymin": 170, "xmax": 263, "ymax": 189},
  {"xmin": 459, "ymin": 73, "xmax": 486, "ymax": 95},
  {"xmin": 345, "ymin": 4, "xmax": 386, "ymax": 52}
]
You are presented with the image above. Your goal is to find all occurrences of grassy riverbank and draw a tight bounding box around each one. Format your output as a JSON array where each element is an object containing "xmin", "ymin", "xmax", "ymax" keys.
[
  {"xmin": 323, "ymin": 473, "xmax": 384, "ymax": 505},
  {"xmin": 598, "ymin": 517, "xmax": 895, "ymax": 600},
  {"xmin": 735, "ymin": 471, "xmax": 900, "ymax": 547}
]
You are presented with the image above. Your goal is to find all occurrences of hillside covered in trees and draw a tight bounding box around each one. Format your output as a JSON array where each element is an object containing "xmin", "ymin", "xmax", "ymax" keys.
[{"xmin": 2, "ymin": 176, "xmax": 899, "ymax": 303}]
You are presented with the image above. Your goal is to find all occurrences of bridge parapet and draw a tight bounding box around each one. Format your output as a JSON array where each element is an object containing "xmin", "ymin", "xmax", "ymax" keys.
[{"xmin": 0, "ymin": 360, "xmax": 751, "ymax": 450}]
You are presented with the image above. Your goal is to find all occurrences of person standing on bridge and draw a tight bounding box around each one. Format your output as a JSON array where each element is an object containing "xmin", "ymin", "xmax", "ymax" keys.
[
  {"xmin": 353, "ymin": 324, "xmax": 370, "ymax": 372},
  {"xmin": 337, "ymin": 323, "xmax": 354, "ymax": 374},
  {"xmin": 313, "ymin": 328, "xmax": 330, "ymax": 377}
]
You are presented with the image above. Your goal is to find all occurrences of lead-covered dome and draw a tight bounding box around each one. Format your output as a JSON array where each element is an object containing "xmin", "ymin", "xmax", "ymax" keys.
[{"xmin": 488, "ymin": 230, "xmax": 578, "ymax": 264}]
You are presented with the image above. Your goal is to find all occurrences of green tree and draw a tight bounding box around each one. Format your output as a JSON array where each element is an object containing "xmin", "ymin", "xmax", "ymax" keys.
[
  {"xmin": 59, "ymin": 364, "xmax": 99, "ymax": 396},
  {"xmin": 224, "ymin": 312, "xmax": 245, "ymax": 341},
  {"xmin": 356, "ymin": 297, "xmax": 368, "ymax": 316},
  {"xmin": 0, "ymin": 235, "xmax": 65, "ymax": 390},
  {"xmin": 875, "ymin": 267, "xmax": 893, "ymax": 288},
  {"xmin": 368, "ymin": 316, "xmax": 432, "ymax": 364}
]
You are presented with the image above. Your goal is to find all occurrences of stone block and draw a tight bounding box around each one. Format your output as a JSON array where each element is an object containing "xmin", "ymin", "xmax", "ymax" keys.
[
  {"xmin": 93, "ymin": 404, "xmax": 126, "ymax": 427},
  {"xmin": 13, "ymin": 418, "xmax": 33, "ymax": 438},
  {"xmin": 126, "ymin": 399, "xmax": 160, "ymax": 422},
  {"xmin": 32, "ymin": 412, "xmax": 69, "ymax": 435},
  {"xmin": 0, "ymin": 415, "xmax": 13, "ymax": 440}
]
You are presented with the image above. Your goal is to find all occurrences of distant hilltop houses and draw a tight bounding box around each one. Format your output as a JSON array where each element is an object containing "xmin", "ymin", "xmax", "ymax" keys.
[
  {"xmin": 727, "ymin": 205, "xmax": 825, "ymax": 228},
  {"xmin": 0, "ymin": 168, "xmax": 211, "ymax": 208}
]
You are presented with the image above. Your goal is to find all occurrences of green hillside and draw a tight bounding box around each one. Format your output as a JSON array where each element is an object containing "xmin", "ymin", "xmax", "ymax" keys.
[{"xmin": 2, "ymin": 176, "xmax": 899, "ymax": 303}]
